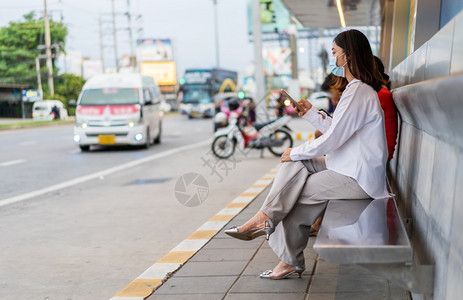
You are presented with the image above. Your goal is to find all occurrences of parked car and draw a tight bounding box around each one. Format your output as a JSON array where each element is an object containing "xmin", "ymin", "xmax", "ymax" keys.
[{"xmin": 32, "ymin": 100, "xmax": 68, "ymax": 121}]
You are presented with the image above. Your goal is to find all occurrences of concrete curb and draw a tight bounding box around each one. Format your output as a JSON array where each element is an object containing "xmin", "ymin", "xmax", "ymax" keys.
[
  {"xmin": 109, "ymin": 163, "xmax": 280, "ymax": 299},
  {"xmin": 294, "ymin": 131, "xmax": 314, "ymax": 141},
  {"xmin": 0, "ymin": 120, "xmax": 74, "ymax": 131}
]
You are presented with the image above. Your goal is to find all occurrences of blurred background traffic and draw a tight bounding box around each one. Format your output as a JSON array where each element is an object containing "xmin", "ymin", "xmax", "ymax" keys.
[{"xmin": 0, "ymin": 0, "xmax": 379, "ymax": 129}]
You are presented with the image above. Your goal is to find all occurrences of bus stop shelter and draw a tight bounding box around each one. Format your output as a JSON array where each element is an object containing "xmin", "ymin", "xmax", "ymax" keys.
[{"xmin": 0, "ymin": 83, "xmax": 30, "ymax": 118}]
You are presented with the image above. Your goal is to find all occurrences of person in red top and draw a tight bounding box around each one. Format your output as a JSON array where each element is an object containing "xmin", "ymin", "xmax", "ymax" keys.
[{"xmin": 374, "ymin": 56, "xmax": 398, "ymax": 161}]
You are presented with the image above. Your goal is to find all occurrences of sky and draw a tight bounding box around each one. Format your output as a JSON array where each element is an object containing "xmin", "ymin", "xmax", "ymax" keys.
[
  {"xmin": 0, "ymin": 0, "xmax": 256, "ymax": 77},
  {"xmin": 0, "ymin": 0, "xmax": 378, "ymax": 85}
]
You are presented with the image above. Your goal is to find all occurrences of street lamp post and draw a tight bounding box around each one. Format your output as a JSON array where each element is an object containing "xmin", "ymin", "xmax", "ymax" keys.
[
  {"xmin": 252, "ymin": 0, "xmax": 265, "ymax": 116},
  {"xmin": 212, "ymin": 0, "xmax": 220, "ymax": 67}
]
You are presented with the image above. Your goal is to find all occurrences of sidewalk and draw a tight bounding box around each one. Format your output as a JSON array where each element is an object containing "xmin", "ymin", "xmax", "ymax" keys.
[
  {"xmin": 0, "ymin": 117, "xmax": 74, "ymax": 130},
  {"xmin": 0, "ymin": 118, "xmax": 33, "ymax": 124},
  {"xmin": 148, "ymin": 187, "xmax": 410, "ymax": 300}
]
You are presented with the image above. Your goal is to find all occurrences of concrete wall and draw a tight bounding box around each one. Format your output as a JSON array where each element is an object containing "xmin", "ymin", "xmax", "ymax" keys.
[{"xmin": 388, "ymin": 9, "xmax": 463, "ymax": 300}]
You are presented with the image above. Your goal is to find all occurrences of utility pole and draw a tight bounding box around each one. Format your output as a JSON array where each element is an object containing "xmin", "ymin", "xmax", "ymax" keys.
[
  {"xmin": 35, "ymin": 57, "xmax": 43, "ymax": 93},
  {"xmin": 111, "ymin": 0, "xmax": 120, "ymax": 72},
  {"xmin": 252, "ymin": 0, "xmax": 265, "ymax": 115},
  {"xmin": 212, "ymin": 0, "xmax": 220, "ymax": 67},
  {"xmin": 126, "ymin": 0, "xmax": 135, "ymax": 65},
  {"xmin": 44, "ymin": 0, "xmax": 54, "ymax": 95},
  {"xmin": 99, "ymin": 16, "xmax": 106, "ymax": 72}
]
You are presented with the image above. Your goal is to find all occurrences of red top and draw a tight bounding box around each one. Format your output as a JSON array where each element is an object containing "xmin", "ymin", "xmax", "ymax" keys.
[{"xmin": 377, "ymin": 87, "xmax": 398, "ymax": 160}]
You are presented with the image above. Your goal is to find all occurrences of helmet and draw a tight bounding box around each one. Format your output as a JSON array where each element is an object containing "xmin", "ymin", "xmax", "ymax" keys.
[
  {"xmin": 228, "ymin": 98, "xmax": 240, "ymax": 111},
  {"xmin": 214, "ymin": 112, "xmax": 228, "ymax": 124}
]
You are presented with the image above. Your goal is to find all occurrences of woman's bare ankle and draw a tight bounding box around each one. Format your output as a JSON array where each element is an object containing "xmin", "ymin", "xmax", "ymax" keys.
[
  {"xmin": 239, "ymin": 211, "xmax": 270, "ymax": 232},
  {"xmin": 273, "ymin": 261, "xmax": 293, "ymax": 273}
]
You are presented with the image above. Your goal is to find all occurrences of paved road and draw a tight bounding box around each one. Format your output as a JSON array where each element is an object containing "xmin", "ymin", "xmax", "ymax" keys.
[
  {"xmin": 0, "ymin": 115, "xmax": 214, "ymax": 201},
  {"xmin": 0, "ymin": 114, "xmax": 307, "ymax": 299}
]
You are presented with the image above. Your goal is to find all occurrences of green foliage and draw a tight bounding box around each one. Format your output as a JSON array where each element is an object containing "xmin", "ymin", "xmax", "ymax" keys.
[
  {"xmin": 43, "ymin": 73, "xmax": 85, "ymax": 115},
  {"xmin": 0, "ymin": 11, "xmax": 67, "ymax": 90},
  {"xmin": 54, "ymin": 73, "xmax": 85, "ymax": 101}
]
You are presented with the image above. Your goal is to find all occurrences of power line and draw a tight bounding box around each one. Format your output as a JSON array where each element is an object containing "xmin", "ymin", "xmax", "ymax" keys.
[{"xmin": 60, "ymin": 2, "xmax": 98, "ymax": 16}]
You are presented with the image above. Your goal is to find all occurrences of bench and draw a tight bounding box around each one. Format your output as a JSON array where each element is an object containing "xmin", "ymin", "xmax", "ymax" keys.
[{"xmin": 313, "ymin": 197, "xmax": 434, "ymax": 294}]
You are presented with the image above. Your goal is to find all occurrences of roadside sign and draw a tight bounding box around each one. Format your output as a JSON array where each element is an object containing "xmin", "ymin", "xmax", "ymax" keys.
[
  {"xmin": 140, "ymin": 61, "xmax": 177, "ymax": 86},
  {"xmin": 22, "ymin": 89, "xmax": 42, "ymax": 102},
  {"xmin": 136, "ymin": 39, "xmax": 173, "ymax": 61}
]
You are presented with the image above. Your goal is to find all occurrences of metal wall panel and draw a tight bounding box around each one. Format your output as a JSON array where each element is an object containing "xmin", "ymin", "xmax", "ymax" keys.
[{"xmin": 424, "ymin": 19, "xmax": 454, "ymax": 80}]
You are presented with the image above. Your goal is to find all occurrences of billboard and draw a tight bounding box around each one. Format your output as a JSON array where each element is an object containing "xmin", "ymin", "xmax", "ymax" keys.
[
  {"xmin": 248, "ymin": 0, "xmax": 291, "ymax": 34},
  {"xmin": 22, "ymin": 89, "xmax": 42, "ymax": 102},
  {"xmin": 137, "ymin": 39, "xmax": 173, "ymax": 61},
  {"xmin": 140, "ymin": 61, "xmax": 177, "ymax": 86},
  {"xmin": 263, "ymin": 47, "xmax": 291, "ymax": 76},
  {"xmin": 83, "ymin": 60, "xmax": 103, "ymax": 80}
]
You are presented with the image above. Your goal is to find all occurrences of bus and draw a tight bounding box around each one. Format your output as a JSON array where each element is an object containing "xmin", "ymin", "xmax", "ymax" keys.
[{"xmin": 179, "ymin": 68, "xmax": 237, "ymax": 118}]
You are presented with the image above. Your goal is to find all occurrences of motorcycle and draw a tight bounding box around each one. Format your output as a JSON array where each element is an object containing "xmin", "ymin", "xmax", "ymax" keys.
[{"xmin": 211, "ymin": 113, "xmax": 293, "ymax": 159}]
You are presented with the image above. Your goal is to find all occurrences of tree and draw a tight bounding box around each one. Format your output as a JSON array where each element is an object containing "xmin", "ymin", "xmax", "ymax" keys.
[
  {"xmin": 0, "ymin": 12, "xmax": 67, "ymax": 91},
  {"xmin": 54, "ymin": 74, "xmax": 85, "ymax": 101},
  {"xmin": 46, "ymin": 73, "xmax": 85, "ymax": 115}
]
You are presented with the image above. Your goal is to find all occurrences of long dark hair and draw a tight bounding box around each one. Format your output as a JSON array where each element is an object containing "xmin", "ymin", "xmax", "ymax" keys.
[
  {"xmin": 331, "ymin": 29, "xmax": 385, "ymax": 93},
  {"xmin": 374, "ymin": 55, "xmax": 391, "ymax": 90}
]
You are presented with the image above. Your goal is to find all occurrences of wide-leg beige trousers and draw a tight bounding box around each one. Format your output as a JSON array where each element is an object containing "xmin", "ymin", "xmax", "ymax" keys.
[{"xmin": 261, "ymin": 157, "xmax": 370, "ymax": 267}]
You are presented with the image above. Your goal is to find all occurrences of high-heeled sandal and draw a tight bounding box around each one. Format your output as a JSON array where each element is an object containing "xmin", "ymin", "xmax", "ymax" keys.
[
  {"xmin": 224, "ymin": 219, "xmax": 275, "ymax": 241},
  {"xmin": 259, "ymin": 265, "xmax": 305, "ymax": 279},
  {"xmin": 263, "ymin": 219, "xmax": 275, "ymax": 240},
  {"xmin": 224, "ymin": 226, "xmax": 266, "ymax": 241}
]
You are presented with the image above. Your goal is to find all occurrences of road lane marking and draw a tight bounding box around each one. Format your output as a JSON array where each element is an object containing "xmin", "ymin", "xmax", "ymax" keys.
[
  {"xmin": 19, "ymin": 141, "xmax": 37, "ymax": 146},
  {"xmin": 110, "ymin": 164, "xmax": 280, "ymax": 299},
  {"xmin": 0, "ymin": 139, "xmax": 211, "ymax": 208},
  {"xmin": 68, "ymin": 149, "xmax": 81, "ymax": 154},
  {"xmin": 0, "ymin": 159, "xmax": 26, "ymax": 167}
]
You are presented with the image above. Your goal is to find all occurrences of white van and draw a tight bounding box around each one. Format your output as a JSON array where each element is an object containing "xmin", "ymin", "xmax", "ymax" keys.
[
  {"xmin": 73, "ymin": 73, "xmax": 163, "ymax": 151},
  {"xmin": 32, "ymin": 100, "xmax": 68, "ymax": 121}
]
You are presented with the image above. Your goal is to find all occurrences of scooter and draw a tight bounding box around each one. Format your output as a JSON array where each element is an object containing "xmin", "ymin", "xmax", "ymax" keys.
[{"xmin": 211, "ymin": 113, "xmax": 293, "ymax": 159}]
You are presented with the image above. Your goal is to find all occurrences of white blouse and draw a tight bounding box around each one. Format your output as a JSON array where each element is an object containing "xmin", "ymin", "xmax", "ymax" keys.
[{"xmin": 290, "ymin": 79, "xmax": 390, "ymax": 199}]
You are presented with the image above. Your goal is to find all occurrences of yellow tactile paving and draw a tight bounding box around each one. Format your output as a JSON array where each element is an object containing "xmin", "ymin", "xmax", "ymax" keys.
[
  {"xmin": 111, "ymin": 163, "xmax": 281, "ymax": 298},
  {"xmin": 113, "ymin": 278, "xmax": 162, "ymax": 297},
  {"xmin": 187, "ymin": 230, "xmax": 217, "ymax": 240},
  {"xmin": 251, "ymin": 184, "xmax": 269, "ymax": 188},
  {"xmin": 209, "ymin": 214, "xmax": 235, "ymax": 222},
  {"xmin": 226, "ymin": 202, "xmax": 248, "ymax": 208},
  {"xmin": 240, "ymin": 192, "xmax": 259, "ymax": 197},
  {"xmin": 156, "ymin": 251, "xmax": 196, "ymax": 263}
]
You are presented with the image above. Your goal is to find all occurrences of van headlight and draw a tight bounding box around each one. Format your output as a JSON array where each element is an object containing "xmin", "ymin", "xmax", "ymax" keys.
[
  {"xmin": 134, "ymin": 133, "xmax": 143, "ymax": 142},
  {"xmin": 128, "ymin": 121, "xmax": 135, "ymax": 128},
  {"xmin": 73, "ymin": 135, "xmax": 81, "ymax": 143},
  {"xmin": 77, "ymin": 121, "xmax": 88, "ymax": 128}
]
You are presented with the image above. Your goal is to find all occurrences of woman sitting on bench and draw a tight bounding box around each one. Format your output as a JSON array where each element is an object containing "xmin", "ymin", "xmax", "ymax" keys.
[{"xmin": 225, "ymin": 29, "xmax": 391, "ymax": 280}]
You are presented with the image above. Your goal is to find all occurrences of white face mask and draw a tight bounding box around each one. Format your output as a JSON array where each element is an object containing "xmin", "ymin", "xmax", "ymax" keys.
[{"xmin": 329, "ymin": 53, "xmax": 347, "ymax": 77}]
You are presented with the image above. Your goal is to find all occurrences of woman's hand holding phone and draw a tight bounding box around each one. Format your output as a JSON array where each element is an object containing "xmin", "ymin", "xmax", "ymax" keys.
[
  {"xmin": 281, "ymin": 89, "xmax": 312, "ymax": 117},
  {"xmin": 293, "ymin": 99, "xmax": 312, "ymax": 117}
]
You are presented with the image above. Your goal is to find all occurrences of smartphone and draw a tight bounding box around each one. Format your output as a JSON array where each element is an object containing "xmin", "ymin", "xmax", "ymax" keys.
[{"xmin": 280, "ymin": 89, "xmax": 303, "ymax": 111}]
